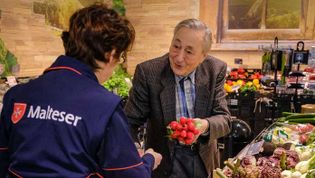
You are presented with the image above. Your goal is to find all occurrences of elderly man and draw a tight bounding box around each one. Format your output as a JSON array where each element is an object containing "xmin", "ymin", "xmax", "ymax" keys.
[{"xmin": 125, "ymin": 18, "xmax": 231, "ymax": 178}]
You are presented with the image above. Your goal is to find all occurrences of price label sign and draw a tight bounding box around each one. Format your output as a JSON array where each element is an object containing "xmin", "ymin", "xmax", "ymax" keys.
[
  {"xmin": 246, "ymin": 140, "xmax": 265, "ymax": 156},
  {"xmin": 6, "ymin": 76, "xmax": 17, "ymax": 87}
]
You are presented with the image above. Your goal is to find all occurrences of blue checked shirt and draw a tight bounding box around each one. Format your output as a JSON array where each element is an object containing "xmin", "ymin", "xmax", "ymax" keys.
[{"xmin": 175, "ymin": 71, "xmax": 196, "ymax": 120}]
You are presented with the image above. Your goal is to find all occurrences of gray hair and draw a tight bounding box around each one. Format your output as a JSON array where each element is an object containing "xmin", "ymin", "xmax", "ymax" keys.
[{"xmin": 174, "ymin": 18, "xmax": 212, "ymax": 53}]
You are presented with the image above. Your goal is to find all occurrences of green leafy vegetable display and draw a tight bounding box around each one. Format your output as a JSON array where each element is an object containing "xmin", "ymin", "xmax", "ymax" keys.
[
  {"xmin": 112, "ymin": 0, "xmax": 125, "ymax": 16},
  {"xmin": 0, "ymin": 38, "xmax": 18, "ymax": 77},
  {"xmin": 103, "ymin": 64, "xmax": 131, "ymax": 99}
]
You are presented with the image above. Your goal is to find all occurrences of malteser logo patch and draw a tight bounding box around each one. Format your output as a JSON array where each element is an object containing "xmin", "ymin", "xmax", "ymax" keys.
[{"xmin": 11, "ymin": 103, "xmax": 27, "ymax": 124}]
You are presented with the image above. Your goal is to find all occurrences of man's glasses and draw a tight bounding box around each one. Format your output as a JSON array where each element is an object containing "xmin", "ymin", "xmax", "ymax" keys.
[{"xmin": 118, "ymin": 52, "xmax": 127, "ymax": 64}]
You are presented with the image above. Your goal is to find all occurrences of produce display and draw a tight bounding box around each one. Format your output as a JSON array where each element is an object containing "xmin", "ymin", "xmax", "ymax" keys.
[
  {"xmin": 215, "ymin": 113, "xmax": 315, "ymax": 178},
  {"xmin": 225, "ymin": 67, "xmax": 262, "ymax": 94},
  {"xmin": 103, "ymin": 64, "xmax": 131, "ymax": 98},
  {"xmin": 224, "ymin": 79, "xmax": 261, "ymax": 93}
]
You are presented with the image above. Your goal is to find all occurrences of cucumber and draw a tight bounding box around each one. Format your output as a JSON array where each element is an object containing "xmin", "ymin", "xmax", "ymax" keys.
[
  {"xmin": 287, "ymin": 117, "xmax": 315, "ymax": 124},
  {"xmin": 285, "ymin": 113, "xmax": 315, "ymax": 120}
]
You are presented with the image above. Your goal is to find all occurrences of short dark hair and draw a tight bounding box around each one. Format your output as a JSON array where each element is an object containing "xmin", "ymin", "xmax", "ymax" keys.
[{"xmin": 61, "ymin": 4, "xmax": 135, "ymax": 71}]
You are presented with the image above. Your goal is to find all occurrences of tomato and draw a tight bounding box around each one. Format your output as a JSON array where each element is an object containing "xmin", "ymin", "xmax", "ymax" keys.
[
  {"xmin": 299, "ymin": 134, "xmax": 309, "ymax": 144},
  {"xmin": 227, "ymin": 80, "xmax": 234, "ymax": 86},
  {"xmin": 237, "ymin": 67, "xmax": 245, "ymax": 74},
  {"xmin": 250, "ymin": 75, "xmax": 257, "ymax": 79}
]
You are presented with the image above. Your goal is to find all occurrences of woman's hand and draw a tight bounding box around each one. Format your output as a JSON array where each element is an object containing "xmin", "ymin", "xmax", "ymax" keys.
[{"xmin": 144, "ymin": 148, "xmax": 162, "ymax": 170}]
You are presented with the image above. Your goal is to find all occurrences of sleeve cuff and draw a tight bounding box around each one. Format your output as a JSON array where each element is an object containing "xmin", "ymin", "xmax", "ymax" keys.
[
  {"xmin": 142, "ymin": 153, "xmax": 155, "ymax": 170},
  {"xmin": 201, "ymin": 119, "xmax": 210, "ymax": 136}
]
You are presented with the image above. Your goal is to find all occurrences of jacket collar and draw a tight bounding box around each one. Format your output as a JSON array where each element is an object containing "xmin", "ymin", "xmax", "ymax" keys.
[
  {"xmin": 160, "ymin": 56, "xmax": 176, "ymax": 125},
  {"xmin": 44, "ymin": 55, "xmax": 99, "ymax": 83}
]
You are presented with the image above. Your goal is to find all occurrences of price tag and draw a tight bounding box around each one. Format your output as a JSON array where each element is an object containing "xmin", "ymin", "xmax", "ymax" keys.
[
  {"xmin": 236, "ymin": 144, "xmax": 250, "ymax": 160},
  {"xmin": 246, "ymin": 140, "xmax": 264, "ymax": 156},
  {"xmin": 6, "ymin": 76, "xmax": 17, "ymax": 87}
]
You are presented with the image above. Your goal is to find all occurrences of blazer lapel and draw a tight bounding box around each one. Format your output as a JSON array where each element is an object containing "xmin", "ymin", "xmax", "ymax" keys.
[
  {"xmin": 160, "ymin": 60, "xmax": 176, "ymax": 126},
  {"xmin": 194, "ymin": 66, "xmax": 211, "ymax": 118}
]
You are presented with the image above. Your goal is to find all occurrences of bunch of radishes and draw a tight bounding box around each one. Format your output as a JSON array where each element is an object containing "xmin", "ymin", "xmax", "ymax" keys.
[{"xmin": 167, "ymin": 117, "xmax": 201, "ymax": 145}]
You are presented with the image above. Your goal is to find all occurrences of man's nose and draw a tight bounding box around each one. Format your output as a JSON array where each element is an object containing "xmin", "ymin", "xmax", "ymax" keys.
[{"xmin": 175, "ymin": 50, "xmax": 185, "ymax": 62}]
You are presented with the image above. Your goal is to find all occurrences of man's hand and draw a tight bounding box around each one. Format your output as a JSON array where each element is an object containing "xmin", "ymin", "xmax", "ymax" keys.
[
  {"xmin": 194, "ymin": 118, "xmax": 209, "ymax": 135},
  {"xmin": 144, "ymin": 148, "xmax": 162, "ymax": 170}
]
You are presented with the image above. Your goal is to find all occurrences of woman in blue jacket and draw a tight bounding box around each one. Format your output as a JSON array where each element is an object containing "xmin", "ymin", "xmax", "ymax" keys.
[{"xmin": 0, "ymin": 3, "xmax": 161, "ymax": 178}]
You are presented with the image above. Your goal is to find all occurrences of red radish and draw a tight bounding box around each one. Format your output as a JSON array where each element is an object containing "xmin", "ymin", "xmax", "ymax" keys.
[
  {"xmin": 176, "ymin": 124, "xmax": 183, "ymax": 131},
  {"xmin": 171, "ymin": 133, "xmax": 178, "ymax": 139},
  {"xmin": 169, "ymin": 121, "xmax": 178, "ymax": 130},
  {"xmin": 180, "ymin": 117, "xmax": 187, "ymax": 125},
  {"xmin": 187, "ymin": 122, "xmax": 195, "ymax": 131},
  {"xmin": 186, "ymin": 131, "xmax": 194, "ymax": 139},
  {"xmin": 167, "ymin": 117, "xmax": 201, "ymax": 145},
  {"xmin": 182, "ymin": 124, "xmax": 188, "ymax": 130},
  {"xmin": 178, "ymin": 136, "xmax": 185, "ymax": 142},
  {"xmin": 193, "ymin": 129, "xmax": 200, "ymax": 135},
  {"xmin": 185, "ymin": 138, "xmax": 194, "ymax": 145},
  {"xmin": 180, "ymin": 130, "xmax": 187, "ymax": 138},
  {"xmin": 174, "ymin": 130, "xmax": 181, "ymax": 137},
  {"xmin": 186, "ymin": 118, "xmax": 193, "ymax": 124}
]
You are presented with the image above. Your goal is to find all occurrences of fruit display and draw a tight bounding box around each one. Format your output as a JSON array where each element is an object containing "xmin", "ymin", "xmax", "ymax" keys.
[
  {"xmin": 224, "ymin": 79, "xmax": 261, "ymax": 93},
  {"xmin": 214, "ymin": 114, "xmax": 315, "ymax": 178},
  {"xmin": 225, "ymin": 67, "xmax": 262, "ymax": 94},
  {"xmin": 228, "ymin": 68, "xmax": 248, "ymax": 80},
  {"xmin": 166, "ymin": 117, "xmax": 201, "ymax": 145},
  {"xmin": 227, "ymin": 68, "xmax": 262, "ymax": 81}
]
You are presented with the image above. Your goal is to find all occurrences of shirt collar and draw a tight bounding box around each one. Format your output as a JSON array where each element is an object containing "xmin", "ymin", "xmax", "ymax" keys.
[{"xmin": 175, "ymin": 70, "xmax": 196, "ymax": 85}]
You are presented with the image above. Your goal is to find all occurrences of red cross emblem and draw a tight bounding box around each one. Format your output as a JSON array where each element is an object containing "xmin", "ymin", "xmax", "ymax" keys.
[{"xmin": 11, "ymin": 103, "xmax": 27, "ymax": 124}]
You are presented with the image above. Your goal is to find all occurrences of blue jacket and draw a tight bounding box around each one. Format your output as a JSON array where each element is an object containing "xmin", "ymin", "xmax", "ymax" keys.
[{"xmin": 0, "ymin": 55, "xmax": 154, "ymax": 178}]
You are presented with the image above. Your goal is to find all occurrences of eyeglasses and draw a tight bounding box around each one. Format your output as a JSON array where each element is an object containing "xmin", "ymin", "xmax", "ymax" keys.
[{"xmin": 118, "ymin": 52, "xmax": 127, "ymax": 64}]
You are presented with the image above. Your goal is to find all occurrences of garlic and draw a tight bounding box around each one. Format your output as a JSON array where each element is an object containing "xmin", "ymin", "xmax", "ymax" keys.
[
  {"xmin": 291, "ymin": 171, "xmax": 302, "ymax": 178},
  {"xmin": 281, "ymin": 170, "xmax": 292, "ymax": 178}
]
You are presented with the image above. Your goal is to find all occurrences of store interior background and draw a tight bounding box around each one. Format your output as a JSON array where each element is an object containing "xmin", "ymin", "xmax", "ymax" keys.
[
  {"xmin": 1, "ymin": 0, "xmax": 315, "ymax": 168},
  {"xmin": 1, "ymin": 0, "xmax": 314, "ymax": 77}
]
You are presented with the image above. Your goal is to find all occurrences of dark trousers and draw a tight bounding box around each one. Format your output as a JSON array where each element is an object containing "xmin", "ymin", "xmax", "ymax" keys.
[{"xmin": 169, "ymin": 144, "xmax": 208, "ymax": 178}]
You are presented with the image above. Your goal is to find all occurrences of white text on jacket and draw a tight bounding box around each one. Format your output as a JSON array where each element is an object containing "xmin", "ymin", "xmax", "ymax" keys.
[{"xmin": 27, "ymin": 105, "xmax": 82, "ymax": 126}]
